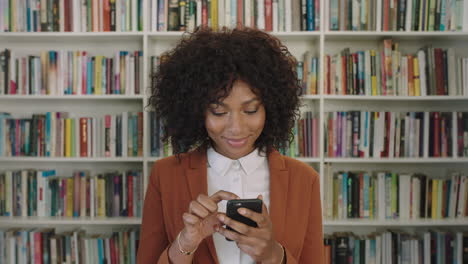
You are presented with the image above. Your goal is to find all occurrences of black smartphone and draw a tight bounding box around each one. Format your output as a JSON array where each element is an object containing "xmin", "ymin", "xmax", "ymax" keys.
[{"xmin": 225, "ymin": 198, "xmax": 263, "ymax": 241}]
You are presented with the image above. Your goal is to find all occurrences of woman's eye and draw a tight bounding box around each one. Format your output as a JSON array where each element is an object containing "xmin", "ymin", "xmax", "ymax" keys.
[
  {"xmin": 245, "ymin": 110, "xmax": 258, "ymax": 114},
  {"xmin": 212, "ymin": 112, "xmax": 227, "ymax": 116}
]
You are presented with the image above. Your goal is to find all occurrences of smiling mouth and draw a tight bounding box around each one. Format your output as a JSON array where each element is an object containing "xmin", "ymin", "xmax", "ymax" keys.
[{"xmin": 224, "ymin": 137, "xmax": 249, "ymax": 148}]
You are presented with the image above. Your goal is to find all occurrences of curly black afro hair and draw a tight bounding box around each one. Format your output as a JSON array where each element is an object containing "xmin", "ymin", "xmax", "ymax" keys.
[{"xmin": 148, "ymin": 26, "xmax": 302, "ymax": 156}]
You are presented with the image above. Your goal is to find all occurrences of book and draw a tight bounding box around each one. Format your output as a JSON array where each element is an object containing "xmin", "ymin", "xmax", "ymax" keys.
[
  {"xmin": 323, "ymin": 165, "xmax": 468, "ymax": 221},
  {"xmin": 146, "ymin": 0, "xmax": 319, "ymax": 31},
  {"xmin": 1, "ymin": 112, "xmax": 143, "ymax": 158},
  {"xmin": 0, "ymin": 229, "xmax": 140, "ymax": 263},
  {"xmin": 325, "ymin": 40, "xmax": 467, "ymax": 96}
]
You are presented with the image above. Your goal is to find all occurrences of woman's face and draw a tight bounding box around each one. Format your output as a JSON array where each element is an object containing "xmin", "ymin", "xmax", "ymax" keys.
[{"xmin": 205, "ymin": 80, "xmax": 266, "ymax": 160}]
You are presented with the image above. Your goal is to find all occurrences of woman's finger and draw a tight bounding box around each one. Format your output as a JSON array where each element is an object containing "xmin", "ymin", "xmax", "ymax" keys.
[
  {"xmin": 258, "ymin": 194, "xmax": 270, "ymax": 216},
  {"xmin": 196, "ymin": 194, "xmax": 218, "ymax": 213},
  {"xmin": 217, "ymin": 213, "xmax": 261, "ymax": 238},
  {"xmin": 189, "ymin": 200, "xmax": 210, "ymax": 218},
  {"xmin": 182, "ymin": 212, "xmax": 200, "ymax": 227},
  {"xmin": 237, "ymin": 207, "xmax": 270, "ymax": 229},
  {"xmin": 210, "ymin": 190, "xmax": 240, "ymax": 203},
  {"xmin": 216, "ymin": 225, "xmax": 254, "ymax": 245}
]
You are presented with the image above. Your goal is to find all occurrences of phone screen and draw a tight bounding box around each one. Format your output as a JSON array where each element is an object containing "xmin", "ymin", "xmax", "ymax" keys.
[{"xmin": 225, "ymin": 198, "xmax": 262, "ymax": 241}]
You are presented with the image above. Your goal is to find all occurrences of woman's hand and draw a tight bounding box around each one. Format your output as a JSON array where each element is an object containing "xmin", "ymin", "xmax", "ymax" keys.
[
  {"xmin": 178, "ymin": 190, "xmax": 240, "ymax": 252},
  {"xmin": 215, "ymin": 195, "xmax": 284, "ymax": 264}
]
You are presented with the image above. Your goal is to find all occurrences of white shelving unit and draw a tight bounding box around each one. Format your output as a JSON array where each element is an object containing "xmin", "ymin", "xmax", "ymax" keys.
[{"xmin": 1, "ymin": 0, "xmax": 467, "ymax": 234}]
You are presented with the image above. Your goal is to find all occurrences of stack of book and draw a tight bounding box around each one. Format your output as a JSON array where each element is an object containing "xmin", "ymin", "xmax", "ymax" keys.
[
  {"xmin": 281, "ymin": 111, "xmax": 319, "ymax": 158},
  {"xmin": 329, "ymin": 0, "xmax": 468, "ymax": 31},
  {"xmin": 298, "ymin": 51, "xmax": 319, "ymax": 95},
  {"xmin": 0, "ymin": 169, "xmax": 143, "ymax": 218},
  {"xmin": 150, "ymin": 0, "xmax": 320, "ymax": 32},
  {"xmin": 322, "ymin": 168, "xmax": 468, "ymax": 220},
  {"xmin": 329, "ymin": 0, "xmax": 378, "ymax": 31},
  {"xmin": 0, "ymin": 112, "xmax": 144, "ymax": 158},
  {"xmin": 324, "ymin": 111, "xmax": 468, "ymax": 158},
  {"xmin": 324, "ymin": 231, "xmax": 468, "ymax": 264},
  {"xmin": 149, "ymin": 111, "xmax": 175, "ymax": 157},
  {"xmin": 0, "ymin": 49, "xmax": 143, "ymax": 96},
  {"xmin": 325, "ymin": 39, "xmax": 468, "ymax": 96},
  {"xmin": 0, "ymin": 0, "xmax": 144, "ymax": 32},
  {"xmin": 0, "ymin": 229, "xmax": 139, "ymax": 264}
]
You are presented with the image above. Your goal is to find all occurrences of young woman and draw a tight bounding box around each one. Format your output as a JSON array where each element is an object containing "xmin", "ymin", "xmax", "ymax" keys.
[{"xmin": 137, "ymin": 27, "xmax": 323, "ymax": 264}]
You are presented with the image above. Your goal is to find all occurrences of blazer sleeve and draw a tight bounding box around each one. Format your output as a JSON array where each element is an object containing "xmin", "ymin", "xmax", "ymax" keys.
[
  {"xmin": 137, "ymin": 162, "xmax": 172, "ymax": 264},
  {"xmin": 284, "ymin": 172, "xmax": 324, "ymax": 264}
]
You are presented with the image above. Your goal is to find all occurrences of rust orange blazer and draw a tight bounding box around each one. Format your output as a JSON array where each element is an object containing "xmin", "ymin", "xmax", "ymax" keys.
[{"xmin": 137, "ymin": 148, "xmax": 324, "ymax": 264}]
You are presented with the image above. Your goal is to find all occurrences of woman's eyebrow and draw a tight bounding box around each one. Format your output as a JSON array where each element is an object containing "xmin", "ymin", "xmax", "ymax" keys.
[
  {"xmin": 241, "ymin": 98, "xmax": 260, "ymax": 105},
  {"xmin": 211, "ymin": 98, "xmax": 259, "ymax": 107}
]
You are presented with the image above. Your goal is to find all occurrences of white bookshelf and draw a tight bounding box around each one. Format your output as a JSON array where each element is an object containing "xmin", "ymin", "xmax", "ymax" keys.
[{"xmin": 0, "ymin": 1, "xmax": 467, "ymax": 235}]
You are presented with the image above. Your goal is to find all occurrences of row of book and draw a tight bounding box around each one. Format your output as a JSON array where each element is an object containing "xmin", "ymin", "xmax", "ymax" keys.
[
  {"xmin": 0, "ymin": 169, "xmax": 143, "ymax": 218},
  {"xmin": 329, "ymin": 0, "xmax": 379, "ymax": 31},
  {"xmin": 322, "ymin": 168, "xmax": 468, "ymax": 220},
  {"xmin": 0, "ymin": 49, "xmax": 143, "ymax": 95},
  {"xmin": 0, "ymin": 0, "xmax": 143, "ymax": 32},
  {"xmin": 148, "ymin": 112, "xmax": 170, "ymax": 157},
  {"xmin": 323, "ymin": 231, "xmax": 468, "ymax": 264},
  {"xmin": 0, "ymin": 112, "xmax": 144, "ymax": 158},
  {"xmin": 298, "ymin": 51, "xmax": 320, "ymax": 95},
  {"xmin": 150, "ymin": 0, "xmax": 320, "ymax": 32},
  {"xmin": 330, "ymin": 0, "xmax": 468, "ymax": 32},
  {"xmin": 325, "ymin": 40, "xmax": 468, "ymax": 96},
  {"xmin": 324, "ymin": 111, "xmax": 468, "ymax": 158},
  {"xmin": 280, "ymin": 111, "xmax": 319, "ymax": 157},
  {"xmin": 0, "ymin": 229, "xmax": 139, "ymax": 264},
  {"xmin": 144, "ymin": 57, "xmax": 175, "ymax": 158}
]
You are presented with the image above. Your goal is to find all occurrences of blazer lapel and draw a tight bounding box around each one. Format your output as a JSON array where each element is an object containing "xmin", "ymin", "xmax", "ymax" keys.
[
  {"xmin": 268, "ymin": 150, "xmax": 289, "ymax": 243},
  {"xmin": 185, "ymin": 149, "xmax": 219, "ymax": 263}
]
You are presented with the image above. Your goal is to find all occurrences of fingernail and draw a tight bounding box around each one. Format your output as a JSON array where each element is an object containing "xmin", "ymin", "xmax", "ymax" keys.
[
  {"xmin": 218, "ymin": 215, "xmax": 224, "ymax": 222},
  {"xmin": 238, "ymin": 208, "xmax": 246, "ymax": 215}
]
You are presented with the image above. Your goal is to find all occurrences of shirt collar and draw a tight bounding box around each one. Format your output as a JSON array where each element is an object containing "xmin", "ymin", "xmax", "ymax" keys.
[{"xmin": 207, "ymin": 147, "xmax": 267, "ymax": 176}]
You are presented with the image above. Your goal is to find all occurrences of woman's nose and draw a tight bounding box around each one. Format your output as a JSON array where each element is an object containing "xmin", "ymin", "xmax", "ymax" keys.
[{"xmin": 227, "ymin": 112, "xmax": 244, "ymax": 134}]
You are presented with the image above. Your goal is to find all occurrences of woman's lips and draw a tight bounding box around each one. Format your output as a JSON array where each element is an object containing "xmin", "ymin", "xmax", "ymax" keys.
[{"xmin": 225, "ymin": 137, "xmax": 248, "ymax": 148}]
